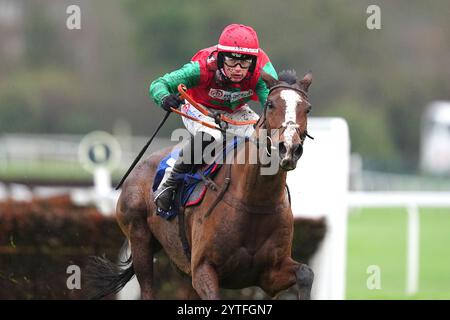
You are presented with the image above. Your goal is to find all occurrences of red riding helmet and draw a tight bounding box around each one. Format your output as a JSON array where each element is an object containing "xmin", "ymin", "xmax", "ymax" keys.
[{"xmin": 217, "ymin": 24, "xmax": 259, "ymax": 72}]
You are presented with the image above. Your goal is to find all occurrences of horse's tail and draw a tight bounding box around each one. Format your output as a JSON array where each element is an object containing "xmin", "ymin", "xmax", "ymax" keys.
[{"xmin": 85, "ymin": 240, "xmax": 135, "ymax": 300}]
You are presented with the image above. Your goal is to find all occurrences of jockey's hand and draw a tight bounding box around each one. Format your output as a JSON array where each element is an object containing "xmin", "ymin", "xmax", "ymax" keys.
[{"xmin": 161, "ymin": 94, "xmax": 183, "ymax": 112}]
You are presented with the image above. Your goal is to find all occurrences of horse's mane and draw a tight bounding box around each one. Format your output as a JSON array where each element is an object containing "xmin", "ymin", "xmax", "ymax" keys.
[{"xmin": 278, "ymin": 70, "xmax": 298, "ymax": 85}]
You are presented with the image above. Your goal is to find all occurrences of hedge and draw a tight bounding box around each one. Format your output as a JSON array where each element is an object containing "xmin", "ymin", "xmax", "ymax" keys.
[{"xmin": 0, "ymin": 195, "xmax": 325, "ymax": 299}]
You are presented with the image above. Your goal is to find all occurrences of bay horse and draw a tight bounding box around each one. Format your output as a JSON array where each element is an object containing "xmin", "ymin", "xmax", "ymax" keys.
[{"xmin": 86, "ymin": 70, "xmax": 314, "ymax": 300}]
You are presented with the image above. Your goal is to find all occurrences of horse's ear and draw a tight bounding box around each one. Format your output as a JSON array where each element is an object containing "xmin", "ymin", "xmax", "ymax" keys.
[
  {"xmin": 261, "ymin": 70, "xmax": 279, "ymax": 89},
  {"xmin": 297, "ymin": 71, "xmax": 312, "ymax": 92}
]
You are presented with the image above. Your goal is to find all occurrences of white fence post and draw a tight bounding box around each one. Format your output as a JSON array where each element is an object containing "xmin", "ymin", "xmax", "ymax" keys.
[
  {"xmin": 406, "ymin": 204, "xmax": 420, "ymax": 295},
  {"xmin": 289, "ymin": 118, "xmax": 350, "ymax": 300},
  {"xmin": 93, "ymin": 166, "xmax": 114, "ymax": 214}
]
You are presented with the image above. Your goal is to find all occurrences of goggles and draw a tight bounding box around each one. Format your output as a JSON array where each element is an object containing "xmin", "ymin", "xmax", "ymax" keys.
[{"xmin": 223, "ymin": 55, "xmax": 253, "ymax": 69}]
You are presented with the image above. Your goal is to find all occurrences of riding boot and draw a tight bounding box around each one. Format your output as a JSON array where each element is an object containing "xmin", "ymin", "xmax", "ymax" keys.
[
  {"xmin": 154, "ymin": 131, "xmax": 216, "ymax": 212},
  {"xmin": 154, "ymin": 157, "xmax": 194, "ymax": 211}
]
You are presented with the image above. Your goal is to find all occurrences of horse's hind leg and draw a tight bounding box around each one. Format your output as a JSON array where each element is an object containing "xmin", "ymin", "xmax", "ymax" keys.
[
  {"xmin": 128, "ymin": 220, "xmax": 159, "ymax": 299},
  {"xmin": 118, "ymin": 189, "xmax": 161, "ymax": 300}
]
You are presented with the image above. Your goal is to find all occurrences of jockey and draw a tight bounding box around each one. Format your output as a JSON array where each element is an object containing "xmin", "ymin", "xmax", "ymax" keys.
[{"xmin": 149, "ymin": 23, "xmax": 278, "ymax": 212}]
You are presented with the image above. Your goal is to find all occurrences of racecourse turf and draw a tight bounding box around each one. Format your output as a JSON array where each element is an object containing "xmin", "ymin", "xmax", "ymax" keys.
[{"xmin": 346, "ymin": 207, "xmax": 450, "ymax": 299}]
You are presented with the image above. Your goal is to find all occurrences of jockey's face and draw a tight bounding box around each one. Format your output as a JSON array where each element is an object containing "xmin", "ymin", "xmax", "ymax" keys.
[{"xmin": 223, "ymin": 62, "xmax": 250, "ymax": 83}]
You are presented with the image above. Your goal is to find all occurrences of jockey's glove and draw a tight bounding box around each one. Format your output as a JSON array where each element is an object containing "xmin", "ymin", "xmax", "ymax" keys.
[{"xmin": 161, "ymin": 94, "xmax": 183, "ymax": 112}]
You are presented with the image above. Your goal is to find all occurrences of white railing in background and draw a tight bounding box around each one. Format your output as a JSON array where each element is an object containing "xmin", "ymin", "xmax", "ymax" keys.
[
  {"xmin": 359, "ymin": 170, "xmax": 450, "ymax": 191},
  {"xmin": 348, "ymin": 192, "xmax": 450, "ymax": 296},
  {"xmin": 0, "ymin": 134, "xmax": 175, "ymax": 173}
]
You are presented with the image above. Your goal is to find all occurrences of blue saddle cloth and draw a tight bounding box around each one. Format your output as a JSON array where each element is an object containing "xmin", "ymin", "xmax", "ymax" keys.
[{"xmin": 152, "ymin": 136, "xmax": 245, "ymax": 220}]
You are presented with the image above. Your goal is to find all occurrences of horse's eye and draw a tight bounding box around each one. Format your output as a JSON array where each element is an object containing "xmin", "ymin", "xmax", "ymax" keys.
[
  {"xmin": 265, "ymin": 100, "xmax": 273, "ymax": 109},
  {"xmin": 307, "ymin": 106, "xmax": 312, "ymax": 114}
]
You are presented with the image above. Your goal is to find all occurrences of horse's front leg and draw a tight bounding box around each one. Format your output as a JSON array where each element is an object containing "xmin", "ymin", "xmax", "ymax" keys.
[
  {"xmin": 260, "ymin": 257, "xmax": 314, "ymax": 300},
  {"xmin": 191, "ymin": 261, "xmax": 221, "ymax": 300}
]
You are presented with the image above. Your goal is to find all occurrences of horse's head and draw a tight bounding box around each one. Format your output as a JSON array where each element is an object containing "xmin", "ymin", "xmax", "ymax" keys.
[{"xmin": 259, "ymin": 70, "xmax": 312, "ymax": 171}]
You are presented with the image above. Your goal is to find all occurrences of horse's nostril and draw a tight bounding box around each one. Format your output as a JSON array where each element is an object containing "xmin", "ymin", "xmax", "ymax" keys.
[
  {"xmin": 293, "ymin": 143, "xmax": 303, "ymax": 159},
  {"xmin": 278, "ymin": 142, "xmax": 287, "ymax": 156}
]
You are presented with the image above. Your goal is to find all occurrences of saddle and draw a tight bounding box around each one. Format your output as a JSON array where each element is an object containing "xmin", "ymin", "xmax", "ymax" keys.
[{"xmin": 152, "ymin": 137, "xmax": 243, "ymax": 220}]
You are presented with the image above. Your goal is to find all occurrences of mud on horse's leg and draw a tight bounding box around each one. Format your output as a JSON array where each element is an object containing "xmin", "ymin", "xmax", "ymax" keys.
[
  {"xmin": 192, "ymin": 262, "xmax": 221, "ymax": 300},
  {"xmin": 296, "ymin": 264, "xmax": 314, "ymax": 300}
]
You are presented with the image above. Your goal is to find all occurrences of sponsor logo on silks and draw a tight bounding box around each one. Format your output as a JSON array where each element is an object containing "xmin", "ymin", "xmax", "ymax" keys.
[
  {"xmin": 209, "ymin": 88, "xmax": 253, "ymax": 103},
  {"xmin": 182, "ymin": 104, "xmax": 193, "ymax": 116}
]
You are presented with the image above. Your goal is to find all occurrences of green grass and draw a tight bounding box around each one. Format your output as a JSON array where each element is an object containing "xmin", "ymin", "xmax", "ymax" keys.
[
  {"xmin": 346, "ymin": 207, "xmax": 450, "ymax": 299},
  {"xmin": 419, "ymin": 208, "xmax": 450, "ymax": 298}
]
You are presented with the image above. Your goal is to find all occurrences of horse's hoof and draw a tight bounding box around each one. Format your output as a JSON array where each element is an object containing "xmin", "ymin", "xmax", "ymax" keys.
[{"xmin": 296, "ymin": 264, "xmax": 314, "ymax": 300}]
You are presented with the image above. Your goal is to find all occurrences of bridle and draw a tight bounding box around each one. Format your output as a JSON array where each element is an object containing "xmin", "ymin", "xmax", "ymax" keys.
[
  {"xmin": 200, "ymin": 84, "xmax": 313, "ymax": 220},
  {"xmin": 254, "ymin": 84, "xmax": 314, "ymax": 154}
]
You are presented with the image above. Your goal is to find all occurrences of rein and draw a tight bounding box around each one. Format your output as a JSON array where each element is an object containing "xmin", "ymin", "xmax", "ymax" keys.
[
  {"xmin": 184, "ymin": 84, "xmax": 314, "ymax": 223},
  {"xmin": 202, "ymin": 163, "xmax": 290, "ymax": 216},
  {"xmin": 174, "ymin": 84, "xmax": 277, "ymax": 153},
  {"xmin": 173, "ymin": 84, "xmax": 258, "ymax": 129}
]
